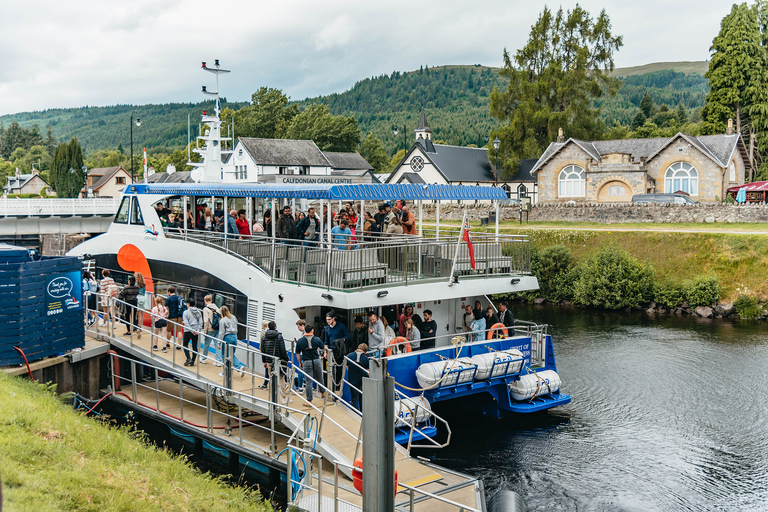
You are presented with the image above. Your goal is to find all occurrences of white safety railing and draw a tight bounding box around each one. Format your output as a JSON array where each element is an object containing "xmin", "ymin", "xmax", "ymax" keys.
[{"xmin": 0, "ymin": 197, "xmax": 120, "ymax": 217}]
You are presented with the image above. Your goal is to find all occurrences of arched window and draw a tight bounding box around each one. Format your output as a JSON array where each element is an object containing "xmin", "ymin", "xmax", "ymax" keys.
[
  {"xmin": 558, "ymin": 165, "xmax": 586, "ymax": 197},
  {"xmin": 502, "ymin": 184, "xmax": 512, "ymax": 198},
  {"xmin": 664, "ymin": 162, "xmax": 698, "ymax": 195},
  {"xmin": 517, "ymin": 184, "xmax": 528, "ymax": 198}
]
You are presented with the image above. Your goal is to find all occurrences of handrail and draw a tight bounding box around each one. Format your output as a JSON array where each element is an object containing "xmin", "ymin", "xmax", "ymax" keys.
[
  {"xmin": 0, "ymin": 197, "xmax": 120, "ymax": 216},
  {"xmin": 163, "ymin": 227, "xmax": 531, "ymax": 290}
]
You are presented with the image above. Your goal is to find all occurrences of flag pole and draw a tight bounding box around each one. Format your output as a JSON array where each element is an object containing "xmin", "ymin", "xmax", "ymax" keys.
[{"xmin": 448, "ymin": 209, "xmax": 467, "ymax": 285}]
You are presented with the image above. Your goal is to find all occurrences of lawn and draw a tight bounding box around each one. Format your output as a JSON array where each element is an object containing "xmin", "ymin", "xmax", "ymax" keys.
[{"xmin": 0, "ymin": 373, "xmax": 274, "ymax": 512}]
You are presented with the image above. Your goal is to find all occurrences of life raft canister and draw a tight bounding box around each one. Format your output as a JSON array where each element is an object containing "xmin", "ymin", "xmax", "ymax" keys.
[
  {"xmin": 386, "ymin": 336, "xmax": 411, "ymax": 356},
  {"xmin": 353, "ymin": 457, "xmax": 398, "ymax": 496},
  {"xmin": 486, "ymin": 323, "xmax": 509, "ymax": 340}
]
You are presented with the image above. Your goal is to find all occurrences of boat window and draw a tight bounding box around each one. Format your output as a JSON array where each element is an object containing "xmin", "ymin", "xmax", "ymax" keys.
[
  {"xmin": 131, "ymin": 197, "xmax": 144, "ymax": 225},
  {"xmin": 114, "ymin": 197, "xmax": 130, "ymax": 224}
]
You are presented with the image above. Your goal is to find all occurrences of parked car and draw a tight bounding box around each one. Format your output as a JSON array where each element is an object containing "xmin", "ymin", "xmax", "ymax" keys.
[{"xmin": 631, "ymin": 193, "xmax": 698, "ymax": 205}]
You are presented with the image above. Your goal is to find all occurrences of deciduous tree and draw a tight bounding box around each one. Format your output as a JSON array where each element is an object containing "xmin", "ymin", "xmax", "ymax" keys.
[
  {"xmin": 489, "ymin": 5, "xmax": 623, "ymax": 170},
  {"xmin": 284, "ymin": 104, "xmax": 359, "ymax": 152},
  {"xmin": 359, "ymin": 133, "xmax": 390, "ymax": 173},
  {"xmin": 232, "ymin": 87, "xmax": 299, "ymax": 139}
]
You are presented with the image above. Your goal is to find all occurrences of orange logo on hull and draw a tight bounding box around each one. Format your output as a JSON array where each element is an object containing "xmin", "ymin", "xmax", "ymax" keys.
[{"xmin": 117, "ymin": 244, "xmax": 154, "ymax": 293}]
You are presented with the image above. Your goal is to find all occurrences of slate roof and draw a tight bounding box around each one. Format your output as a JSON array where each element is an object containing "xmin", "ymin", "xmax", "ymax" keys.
[
  {"xmin": 530, "ymin": 133, "xmax": 744, "ymax": 174},
  {"xmin": 323, "ymin": 152, "xmax": 373, "ymax": 170},
  {"xmin": 511, "ymin": 159, "xmax": 538, "ymax": 183},
  {"xmin": 419, "ymin": 141, "xmax": 496, "ymax": 182},
  {"xmin": 87, "ymin": 166, "xmax": 130, "ymax": 191},
  {"xmin": 4, "ymin": 173, "xmax": 37, "ymax": 191},
  {"xmin": 396, "ymin": 172, "xmax": 426, "ymax": 184},
  {"xmin": 238, "ymin": 138, "xmax": 331, "ymax": 167}
]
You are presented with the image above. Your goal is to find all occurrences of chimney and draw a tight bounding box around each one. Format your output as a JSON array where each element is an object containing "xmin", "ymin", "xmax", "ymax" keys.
[
  {"xmin": 15, "ymin": 168, "xmax": 21, "ymax": 178},
  {"xmin": 32, "ymin": 168, "xmax": 39, "ymax": 176},
  {"xmin": 556, "ymin": 127, "xmax": 565, "ymax": 143},
  {"xmin": 726, "ymin": 118, "xmax": 734, "ymax": 135}
]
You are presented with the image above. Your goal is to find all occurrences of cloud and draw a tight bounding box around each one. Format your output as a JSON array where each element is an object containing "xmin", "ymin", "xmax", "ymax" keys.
[
  {"xmin": 314, "ymin": 15, "xmax": 359, "ymax": 51},
  {"xmin": 0, "ymin": 0, "xmax": 734, "ymax": 116}
]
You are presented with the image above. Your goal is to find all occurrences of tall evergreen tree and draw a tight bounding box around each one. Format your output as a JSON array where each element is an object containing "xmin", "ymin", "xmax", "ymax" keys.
[
  {"xmin": 675, "ymin": 102, "xmax": 689, "ymax": 125},
  {"xmin": 639, "ymin": 92, "xmax": 656, "ymax": 118},
  {"xmin": 630, "ymin": 111, "xmax": 647, "ymax": 130},
  {"xmin": 45, "ymin": 124, "xmax": 56, "ymax": 156},
  {"xmin": 489, "ymin": 6, "xmax": 623, "ymax": 168},
  {"xmin": 50, "ymin": 138, "xmax": 85, "ymax": 197}
]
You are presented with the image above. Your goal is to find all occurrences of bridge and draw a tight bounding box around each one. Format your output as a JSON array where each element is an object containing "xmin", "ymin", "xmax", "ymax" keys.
[{"xmin": 0, "ymin": 198, "xmax": 119, "ymax": 236}]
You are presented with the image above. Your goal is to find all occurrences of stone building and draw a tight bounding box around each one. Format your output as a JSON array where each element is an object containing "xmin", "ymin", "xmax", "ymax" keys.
[
  {"xmin": 3, "ymin": 168, "xmax": 52, "ymax": 196},
  {"xmin": 531, "ymin": 128, "xmax": 752, "ymax": 203},
  {"xmin": 81, "ymin": 166, "xmax": 134, "ymax": 198}
]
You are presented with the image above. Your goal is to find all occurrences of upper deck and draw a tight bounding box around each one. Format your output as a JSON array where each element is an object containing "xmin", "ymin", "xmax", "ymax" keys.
[
  {"xmin": 127, "ymin": 181, "xmax": 531, "ymax": 292},
  {"xmin": 166, "ymin": 229, "xmax": 530, "ymax": 291}
]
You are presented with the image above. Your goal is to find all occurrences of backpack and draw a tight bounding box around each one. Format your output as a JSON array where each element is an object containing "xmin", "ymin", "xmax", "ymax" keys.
[
  {"xmin": 331, "ymin": 337, "xmax": 348, "ymax": 363},
  {"xmin": 207, "ymin": 305, "xmax": 221, "ymax": 330},
  {"xmin": 179, "ymin": 298, "xmax": 188, "ymax": 316}
]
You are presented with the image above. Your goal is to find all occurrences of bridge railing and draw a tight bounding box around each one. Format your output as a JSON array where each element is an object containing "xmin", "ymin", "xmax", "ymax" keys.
[{"xmin": 0, "ymin": 197, "xmax": 120, "ymax": 217}]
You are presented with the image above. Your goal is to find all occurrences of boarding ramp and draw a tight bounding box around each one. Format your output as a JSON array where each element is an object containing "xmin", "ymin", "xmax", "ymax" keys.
[{"xmin": 0, "ymin": 198, "xmax": 119, "ymax": 235}]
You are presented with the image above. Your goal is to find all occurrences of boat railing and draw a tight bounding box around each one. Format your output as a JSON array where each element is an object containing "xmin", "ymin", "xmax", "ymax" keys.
[
  {"xmin": 163, "ymin": 227, "xmax": 531, "ymax": 290},
  {"xmin": 0, "ymin": 196, "xmax": 120, "ymax": 217},
  {"xmin": 104, "ymin": 350, "xmax": 313, "ymax": 457}
]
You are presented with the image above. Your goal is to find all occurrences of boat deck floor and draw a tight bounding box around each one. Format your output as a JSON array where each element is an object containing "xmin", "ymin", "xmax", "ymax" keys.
[{"xmin": 87, "ymin": 326, "xmax": 483, "ymax": 511}]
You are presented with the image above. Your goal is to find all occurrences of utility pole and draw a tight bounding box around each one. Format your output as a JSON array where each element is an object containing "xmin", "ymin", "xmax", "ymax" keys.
[{"xmin": 362, "ymin": 358, "xmax": 395, "ymax": 512}]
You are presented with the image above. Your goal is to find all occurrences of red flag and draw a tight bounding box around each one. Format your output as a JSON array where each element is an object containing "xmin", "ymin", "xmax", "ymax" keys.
[{"xmin": 462, "ymin": 216, "xmax": 475, "ymax": 269}]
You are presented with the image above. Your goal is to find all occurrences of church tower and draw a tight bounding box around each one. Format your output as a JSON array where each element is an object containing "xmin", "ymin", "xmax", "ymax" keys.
[{"xmin": 414, "ymin": 107, "xmax": 432, "ymax": 141}]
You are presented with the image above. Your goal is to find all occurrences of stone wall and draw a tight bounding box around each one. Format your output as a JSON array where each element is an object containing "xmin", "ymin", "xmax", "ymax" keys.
[{"xmin": 420, "ymin": 202, "xmax": 768, "ymax": 224}]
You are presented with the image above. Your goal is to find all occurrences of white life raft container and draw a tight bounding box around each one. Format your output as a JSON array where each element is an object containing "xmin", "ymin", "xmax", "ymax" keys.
[
  {"xmin": 415, "ymin": 358, "xmax": 476, "ymax": 389},
  {"xmin": 395, "ymin": 396, "xmax": 432, "ymax": 427},
  {"xmin": 508, "ymin": 370, "xmax": 561, "ymax": 401},
  {"xmin": 471, "ymin": 349, "xmax": 524, "ymax": 380}
]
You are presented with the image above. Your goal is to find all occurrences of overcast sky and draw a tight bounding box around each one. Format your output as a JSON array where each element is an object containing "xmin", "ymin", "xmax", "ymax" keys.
[{"xmin": 0, "ymin": 0, "xmax": 730, "ymax": 116}]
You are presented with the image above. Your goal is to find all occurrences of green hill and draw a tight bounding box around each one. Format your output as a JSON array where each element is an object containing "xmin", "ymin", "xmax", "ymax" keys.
[{"xmin": 0, "ymin": 62, "xmax": 711, "ymax": 158}]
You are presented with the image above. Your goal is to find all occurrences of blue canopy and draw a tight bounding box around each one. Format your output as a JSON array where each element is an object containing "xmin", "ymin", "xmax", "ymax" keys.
[{"xmin": 130, "ymin": 182, "xmax": 507, "ymax": 201}]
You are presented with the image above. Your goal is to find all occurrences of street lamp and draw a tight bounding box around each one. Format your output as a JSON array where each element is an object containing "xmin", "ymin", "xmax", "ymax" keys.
[
  {"xmin": 492, "ymin": 137, "xmax": 501, "ymax": 185},
  {"xmin": 130, "ymin": 111, "xmax": 141, "ymax": 181},
  {"xmin": 393, "ymin": 124, "xmax": 406, "ymax": 154}
]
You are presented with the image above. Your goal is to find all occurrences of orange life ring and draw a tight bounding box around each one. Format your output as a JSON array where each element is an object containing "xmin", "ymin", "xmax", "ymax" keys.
[
  {"xmin": 353, "ymin": 457, "xmax": 398, "ymax": 496},
  {"xmin": 486, "ymin": 323, "xmax": 509, "ymax": 340},
  {"xmin": 386, "ymin": 336, "xmax": 411, "ymax": 356}
]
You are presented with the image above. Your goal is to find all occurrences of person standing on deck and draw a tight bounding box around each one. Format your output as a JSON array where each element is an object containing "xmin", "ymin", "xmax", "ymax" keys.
[
  {"xmin": 260, "ymin": 321, "xmax": 289, "ymax": 386},
  {"xmin": 405, "ymin": 318, "xmax": 421, "ymax": 351},
  {"xmin": 294, "ymin": 319, "xmax": 307, "ymax": 391},
  {"xmin": 201, "ymin": 295, "xmax": 220, "ymax": 364},
  {"xmin": 323, "ymin": 311, "xmax": 350, "ymax": 392},
  {"xmin": 331, "ymin": 219, "xmax": 352, "ymax": 249},
  {"xmin": 498, "ymin": 301, "xmax": 515, "ymax": 335},
  {"xmin": 277, "ymin": 205, "xmax": 298, "ymax": 242},
  {"xmin": 182, "ymin": 299, "xmax": 203, "ymax": 366},
  {"xmin": 419, "ymin": 309, "xmax": 438, "ymax": 350},
  {"xmin": 297, "ymin": 324, "xmax": 325, "ymax": 406},
  {"xmin": 236, "ymin": 209, "xmax": 251, "ymax": 237},
  {"xmin": 218, "ymin": 305, "xmax": 245, "ymax": 377},
  {"xmin": 351, "ymin": 316, "xmax": 369, "ymax": 354},
  {"xmin": 367, "ymin": 311, "xmax": 385, "ymax": 354},
  {"xmin": 346, "ymin": 343, "xmax": 370, "ymax": 412}
]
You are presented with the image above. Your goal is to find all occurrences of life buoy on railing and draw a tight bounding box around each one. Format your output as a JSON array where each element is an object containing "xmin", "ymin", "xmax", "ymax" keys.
[
  {"xmin": 386, "ymin": 336, "xmax": 411, "ymax": 356},
  {"xmin": 486, "ymin": 323, "xmax": 509, "ymax": 340},
  {"xmin": 353, "ymin": 457, "xmax": 398, "ymax": 496}
]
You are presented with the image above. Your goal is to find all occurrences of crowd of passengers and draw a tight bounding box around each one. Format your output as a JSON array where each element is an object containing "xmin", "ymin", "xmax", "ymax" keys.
[
  {"xmin": 82, "ymin": 269, "xmax": 516, "ymax": 411},
  {"xmin": 154, "ymin": 199, "xmax": 420, "ymax": 247}
]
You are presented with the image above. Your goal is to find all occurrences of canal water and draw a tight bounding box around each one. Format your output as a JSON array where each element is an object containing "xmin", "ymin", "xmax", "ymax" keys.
[{"xmin": 419, "ymin": 305, "xmax": 768, "ymax": 511}]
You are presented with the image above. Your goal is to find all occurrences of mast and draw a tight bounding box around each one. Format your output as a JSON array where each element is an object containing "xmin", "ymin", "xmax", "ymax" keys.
[{"xmin": 190, "ymin": 60, "xmax": 232, "ymax": 182}]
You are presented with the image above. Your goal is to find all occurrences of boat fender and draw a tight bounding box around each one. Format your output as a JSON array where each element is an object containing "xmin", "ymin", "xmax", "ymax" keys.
[
  {"xmin": 487, "ymin": 489, "xmax": 526, "ymax": 512},
  {"xmin": 508, "ymin": 370, "xmax": 561, "ymax": 401},
  {"xmin": 415, "ymin": 358, "xmax": 476, "ymax": 389},
  {"xmin": 386, "ymin": 336, "xmax": 411, "ymax": 356},
  {"xmin": 471, "ymin": 349, "xmax": 524, "ymax": 380},
  {"xmin": 486, "ymin": 323, "xmax": 509, "ymax": 340},
  {"xmin": 353, "ymin": 457, "xmax": 398, "ymax": 496},
  {"xmin": 395, "ymin": 396, "xmax": 432, "ymax": 427}
]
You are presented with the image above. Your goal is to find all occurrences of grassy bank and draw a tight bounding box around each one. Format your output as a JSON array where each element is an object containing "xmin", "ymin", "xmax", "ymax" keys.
[
  {"xmin": 425, "ymin": 220, "xmax": 768, "ymax": 301},
  {"xmin": 0, "ymin": 373, "xmax": 273, "ymax": 512}
]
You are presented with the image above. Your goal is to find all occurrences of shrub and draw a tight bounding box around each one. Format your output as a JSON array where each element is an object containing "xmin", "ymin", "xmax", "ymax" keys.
[
  {"xmin": 686, "ymin": 274, "xmax": 722, "ymax": 308},
  {"xmin": 573, "ymin": 243, "xmax": 655, "ymax": 309},
  {"xmin": 654, "ymin": 280, "xmax": 686, "ymax": 309},
  {"xmin": 535, "ymin": 244, "xmax": 577, "ymax": 301},
  {"xmin": 733, "ymin": 294, "xmax": 763, "ymax": 319}
]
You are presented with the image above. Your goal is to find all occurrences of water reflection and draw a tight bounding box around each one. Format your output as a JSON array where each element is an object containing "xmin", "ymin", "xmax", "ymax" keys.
[{"xmin": 417, "ymin": 305, "xmax": 768, "ymax": 511}]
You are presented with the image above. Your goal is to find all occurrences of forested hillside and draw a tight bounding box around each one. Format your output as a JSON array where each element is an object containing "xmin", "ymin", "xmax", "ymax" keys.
[{"xmin": 0, "ymin": 62, "xmax": 709, "ymax": 158}]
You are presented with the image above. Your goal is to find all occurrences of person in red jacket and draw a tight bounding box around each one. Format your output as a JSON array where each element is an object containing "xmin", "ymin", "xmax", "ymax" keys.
[{"xmin": 236, "ymin": 209, "xmax": 251, "ymax": 237}]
